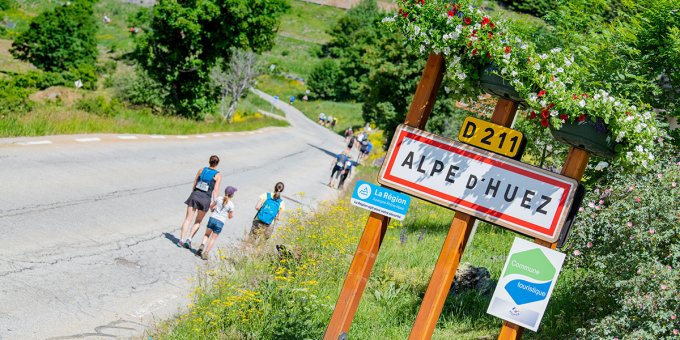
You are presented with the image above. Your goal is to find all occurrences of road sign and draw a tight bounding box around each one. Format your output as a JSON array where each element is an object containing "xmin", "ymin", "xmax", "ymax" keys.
[
  {"xmin": 351, "ymin": 180, "xmax": 411, "ymax": 220},
  {"xmin": 378, "ymin": 124, "xmax": 580, "ymax": 243},
  {"xmin": 458, "ymin": 116, "xmax": 526, "ymax": 159},
  {"xmin": 487, "ymin": 237, "xmax": 565, "ymax": 331}
]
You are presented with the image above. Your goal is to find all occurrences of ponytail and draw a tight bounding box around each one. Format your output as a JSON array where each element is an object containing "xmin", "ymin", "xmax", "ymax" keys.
[
  {"xmin": 273, "ymin": 182, "xmax": 285, "ymax": 200},
  {"xmin": 222, "ymin": 195, "xmax": 229, "ymax": 206}
]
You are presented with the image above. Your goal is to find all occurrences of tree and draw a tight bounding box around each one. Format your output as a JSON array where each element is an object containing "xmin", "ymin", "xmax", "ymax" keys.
[
  {"xmin": 11, "ymin": 0, "xmax": 98, "ymax": 72},
  {"xmin": 307, "ymin": 59, "xmax": 341, "ymax": 100},
  {"xmin": 210, "ymin": 49, "xmax": 261, "ymax": 122},
  {"xmin": 134, "ymin": 0, "xmax": 289, "ymax": 119}
]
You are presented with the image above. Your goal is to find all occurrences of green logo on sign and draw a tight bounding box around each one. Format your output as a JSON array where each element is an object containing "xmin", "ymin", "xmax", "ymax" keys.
[{"xmin": 504, "ymin": 248, "xmax": 555, "ymax": 282}]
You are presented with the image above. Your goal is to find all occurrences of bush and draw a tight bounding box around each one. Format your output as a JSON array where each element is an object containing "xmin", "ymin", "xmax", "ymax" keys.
[
  {"xmin": 0, "ymin": 81, "xmax": 32, "ymax": 114},
  {"xmin": 76, "ymin": 96, "xmax": 123, "ymax": 117},
  {"xmin": 557, "ymin": 145, "xmax": 680, "ymax": 337},
  {"xmin": 500, "ymin": 0, "xmax": 558, "ymax": 17},
  {"xmin": 113, "ymin": 68, "xmax": 168, "ymax": 110},
  {"xmin": 307, "ymin": 59, "xmax": 341, "ymax": 100},
  {"xmin": 11, "ymin": 71, "xmax": 66, "ymax": 89},
  {"xmin": 0, "ymin": 0, "xmax": 14, "ymax": 11}
]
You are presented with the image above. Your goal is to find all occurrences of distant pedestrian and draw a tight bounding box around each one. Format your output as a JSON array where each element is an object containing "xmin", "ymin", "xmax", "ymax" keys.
[
  {"xmin": 178, "ymin": 155, "xmax": 222, "ymax": 249},
  {"xmin": 344, "ymin": 127, "xmax": 353, "ymax": 143},
  {"xmin": 251, "ymin": 182, "xmax": 286, "ymax": 240},
  {"xmin": 318, "ymin": 112, "xmax": 326, "ymax": 125},
  {"xmin": 346, "ymin": 134, "xmax": 356, "ymax": 153},
  {"xmin": 326, "ymin": 115, "xmax": 333, "ymax": 128},
  {"xmin": 329, "ymin": 151, "xmax": 349, "ymax": 188},
  {"xmin": 338, "ymin": 159, "xmax": 353, "ymax": 189},
  {"xmin": 331, "ymin": 118, "xmax": 337, "ymax": 129},
  {"xmin": 196, "ymin": 186, "xmax": 237, "ymax": 260},
  {"xmin": 289, "ymin": 95, "xmax": 295, "ymax": 105}
]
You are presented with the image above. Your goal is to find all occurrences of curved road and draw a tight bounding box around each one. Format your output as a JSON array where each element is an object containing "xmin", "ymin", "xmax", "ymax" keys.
[{"xmin": 0, "ymin": 90, "xmax": 351, "ymax": 339}]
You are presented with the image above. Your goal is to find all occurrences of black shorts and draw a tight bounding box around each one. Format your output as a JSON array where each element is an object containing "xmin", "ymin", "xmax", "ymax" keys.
[
  {"xmin": 331, "ymin": 165, "xmax": 343, "ymax": 178},
  {"xmin": 184, "ymin": 191, "xmax": 211, "ymax": 212}
]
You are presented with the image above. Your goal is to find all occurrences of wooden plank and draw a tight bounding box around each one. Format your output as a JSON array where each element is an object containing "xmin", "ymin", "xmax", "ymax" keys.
[
  {"xmin": 409, "ymin": 98, "xmax": 519, "ymax": 340},
  {"xmin": 498, "ymin": 146, "xmax": 590, "ymax": 339},
  {"xmin": 404, "ymin": 53, "xmax": 445, "ymax": 129},
  {"xmin": 325, "ymin": 53, "xmax": 446, "ymax": 339}
]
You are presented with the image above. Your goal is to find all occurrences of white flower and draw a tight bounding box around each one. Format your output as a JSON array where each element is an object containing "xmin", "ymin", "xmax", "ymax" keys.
[
  {"xmin": 551, "ymin": 47, "xmax": 562, "ymax": 54},
  {"xmin": 579, "ymin": 99, "xmax": 586, "ymax": 108},
  {"xmin": 594, "ymin": 94, "xmax": 601, "ymax": 100},
  {"xmin": 550, "ymin": 110, "xmax": 558, "ymax": 117},
  {"xmin": 594, "ymin": 161, "xmax": 609, "ymax": 171},
  {"xmin": 635, "ymin": 144, "xmax": 644, "ymax": 153},
  {"xmin": 511, "ymin": 70, "xmax": 518, "ymax": 77},
  {"xmin": 474, "ymin": 23, "xmax": 481, "ymax": 30},
  {"xmin": 528, "ymin": 93, "xmax": 537, "ymax": 101},
  {"xmin": 445, "ymin": 86, "xmax": 451, "ymax": 94},
  {"xmin": 534, "ymin": 63, "xmax": 541, "ymax": 70},
  {"xmin": 413, "ymin": 25, "xmax": 421, "ymax": 36},
  {"xmin": 540, "ymin": 100, "xmax": 547, "ymax": 107},
  {"xmin": 565, "ymin": 58, "xmax": 572, "ymax": 67},
  {"xmin": 643, "ymin": 111, "xmax": 651, "ymax": 119},
  {"xmin": 419, "ymin": 45, "xmax": 426, "ymax": 54},
  {"xmin": 443, "ymin": 47, "xmax": 450, "ymax": 55},
  {"xmin": 456, "ymin": 71, "xmax": 467, "ymax": 80},
  {"xmin": 501, "ymin": 68, "xmax": 508, "ymax": 75},
  {"xmin": 626, "ymin": 151, "xmax": 633, "ymax": 159},
  {"xmin": 616, "ymin": 131, "xmax": 626, "ymax": 142},
  {"xmin": 455, "ymin": 25, "xmax": 463, "ymax": 33},
  {"xmin": 381, "ymin": 16, "xmax": 396, "ymax": 23},
  {"xmin": 556, "ymin": 67, "xmax": 564, "ymax": 73},
  {"xmin": 648, "ymin": 153, "xmax": 655, "ymax": 160},
  {"xmin": 540, "ymin": 54, "xmax": 548, "ymax": 60}
]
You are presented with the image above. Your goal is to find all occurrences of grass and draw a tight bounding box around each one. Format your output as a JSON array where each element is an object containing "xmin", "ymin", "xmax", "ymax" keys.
[
  {"xmin": 239, "ymin": 93, "xmax": 285, "ymax": 116},
  {"xmin": 261, "ymin": 35, "xmax": 321, "ymax": 78},
  {"xmin": 278, "ymin": 0, "xmax": 345, "ymax": 44},
  {"xmin": 256, "ymin": 74, "xmax": 307, "ymax": 100},
  {"xmin": 152, "ymin": 134, "xmax": 562, "ymax": 338},
  {"xmin": 294, "ymin": 99, "xmax": 363, "ymax": 134},
  {"xmin": 0, "ymin": 103, "xmax": 287, "ymax": 137}
]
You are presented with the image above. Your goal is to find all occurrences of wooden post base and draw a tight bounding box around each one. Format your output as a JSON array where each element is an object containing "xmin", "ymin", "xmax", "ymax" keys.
[{"xmin": 324, "ymin": 212, "xmax": 390, "ymax": 339}]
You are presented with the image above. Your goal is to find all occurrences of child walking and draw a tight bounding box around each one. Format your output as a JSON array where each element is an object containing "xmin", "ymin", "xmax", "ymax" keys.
[{"xmin": 196, "ymin": 186, "xmax": 237, "ymax": 260}]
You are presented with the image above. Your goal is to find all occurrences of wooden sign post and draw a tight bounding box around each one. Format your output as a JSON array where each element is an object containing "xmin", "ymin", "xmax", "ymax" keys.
[
  {"xmin": 408, "ymin": 98, "xmax": 519, "ymax": 340},
  {"xmin": 324, "ymin": 53, "xmax": 445, "ymax": 339},
  {"xmin": 498, "ymin": 145, "xmax": 590, "ymax": 340}
]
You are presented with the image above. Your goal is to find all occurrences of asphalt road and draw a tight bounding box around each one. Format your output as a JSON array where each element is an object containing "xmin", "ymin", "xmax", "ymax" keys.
[{"xmin": 0, "ymin": 90, "xmax": 353, "ymax": 339}]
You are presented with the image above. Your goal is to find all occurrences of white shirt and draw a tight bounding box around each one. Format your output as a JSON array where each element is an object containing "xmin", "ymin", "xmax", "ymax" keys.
[{"xmin": 211, "ymin": 196, "xmax": 234, "ymax": 223}]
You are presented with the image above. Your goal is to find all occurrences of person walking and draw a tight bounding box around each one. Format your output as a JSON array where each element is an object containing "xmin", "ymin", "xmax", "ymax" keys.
[
  {"xmin": 338, "ymin": 159, "xmax": 353, "ymax": 189},
  {"xmin": 195, "ymin": 186, "xmax": 237, "ymax": 260},
  {"xmin": 331, "ymin": 117, "xmax": 337, "ymax": 129},
  {"xmin": 346, "ymin": 134, "xmax": 356, "ymax": 153},
  {"xmin": 251, "ymin": 182, "xmax": 285, "ymax": 240},
  {"xmin": 178, "ymin": 155, "xmax": 222, "ymax": 249},
  {"xmin": 328, "ymin": 151, "xmax": 349, "ymax": 188},
  {"xmin": 344, "ymin": 127, "xmax": 353, "ymax": 143}
]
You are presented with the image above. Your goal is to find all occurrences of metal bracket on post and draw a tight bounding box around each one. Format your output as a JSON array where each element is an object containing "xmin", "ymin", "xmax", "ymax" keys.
[
  {"xmin": 323, "ymin": 53, "xmax": 445, "ymax": 339},
  {"xmin": 409, "ymin": 98, "xmax": 520, "ymax": 340}
]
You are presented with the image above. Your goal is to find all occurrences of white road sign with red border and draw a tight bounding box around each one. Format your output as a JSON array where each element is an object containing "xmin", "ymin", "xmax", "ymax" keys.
[{"xmin": 378, "ymin": 124, "xmax": 579, "ymax": 242}]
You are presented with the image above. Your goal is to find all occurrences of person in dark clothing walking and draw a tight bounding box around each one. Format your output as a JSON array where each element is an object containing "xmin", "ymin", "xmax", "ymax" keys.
[{"xmin": 177, "ymin": 155, "xmax": 222, "ymax": 249}]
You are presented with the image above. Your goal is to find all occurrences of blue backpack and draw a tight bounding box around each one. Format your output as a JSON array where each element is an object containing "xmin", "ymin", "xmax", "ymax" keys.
[
  {"xmin": 257, "ymin": 193, "xmax": 282, "ymax": 225},
  {"xmin": 195, "ymin": 167, "xmax": 218, "ymax": 192}
]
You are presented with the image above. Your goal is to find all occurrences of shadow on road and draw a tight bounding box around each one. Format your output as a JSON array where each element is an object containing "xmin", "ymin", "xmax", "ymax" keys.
[{"xmin": 307, "ymin": 143, "xmax": 340, "ymax": 158}]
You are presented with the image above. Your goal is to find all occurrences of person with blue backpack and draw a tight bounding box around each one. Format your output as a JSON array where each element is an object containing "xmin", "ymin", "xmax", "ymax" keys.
[
  {"xmin": 250, "ymin": 182, "xmax": 285, "ymax": 240},
  {"xmin": 328, "ymin": 151, "xmax": 350, "ymax": 188},
  {"xmin": 177, "ymin": 155, "xmax": 222, "ymax": 249}
]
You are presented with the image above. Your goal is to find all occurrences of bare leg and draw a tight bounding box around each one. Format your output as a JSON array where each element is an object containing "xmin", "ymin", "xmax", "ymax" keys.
[
  {"xmin": 189, "ymin": 210, "xmax": 207, "ymax": 240},
  {"xmin": 200, "ymin": 228, "xmax": 212, "ymax": 248},
  {"xmin": 180, "ymin": 205, "xmax": 196, "ymax": 240},
  {"xmin": 204, "ymin": 231, "xmax": 220, "ymax": 255}
]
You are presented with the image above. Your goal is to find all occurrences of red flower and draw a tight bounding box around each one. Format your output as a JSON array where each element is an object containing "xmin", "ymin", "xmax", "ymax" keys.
[
  {"xmin": 541, "ymin": 109, "xmax": 550, "ymax": 119},
  {"xmin": 529, "ymin": 111, "xmax": 537, "ymax": 119},
  {"xmin": 490, "ymin": 22, "xmax": 496, "ymax": 29},
  {"xmin": 488, "ymin": 31, "xmax": 493, "ymax": 39},
  {"xmin": 578, "ymin": 114, "xmax": 586, "ymax": 122},
  {"xmin": 541, "ymin": 118, "xmax": 550, "ymax": 128},
  {"xmin": 471, "ymin": 29, "xmax": 477, "ymax": 37},
  {"xmin": 625, "ymin": 111, "xmax": 632, "ymax": 116},
  {"xmin": 472, "ymin": 48, "xmax": 478, "ymax": 56},
  {"xmin": 538, "ymin": 89, "xmax": 546, "ymax": 98},
  {"xmin": 481, "ymin": 16, "xmax": 490, "ymax": 26},
  {"xmin": 572, "ymin": 94, "xmax": 579, "ymax": 100},
  {"xmin": 486, "ymin": 52, "xmax": 492, "ymax": 59},
  {"xmin": 464, "ymin": 17, "xmax": 472, "ymax": 25},
  {"xmin": 548, "ymin": 102, "xmax": 555, "ymax": 109},
  {"xmin": 504, "ymin": 46, "xmax": 512, "ymax": 54},
  {"xmin": 559, "ymin": 114, "xmax": 569, "ymax": 121},
  {"xmin": 467, "ymin": 41, "xmax": 472, "ymax": 47},
  {"xmin": 448, "ymin": 10, "xmax": 455, "ymax": 17},
  {"xmin": 582, "ymin": 93, "xmax": 589, "ymax": 99}
]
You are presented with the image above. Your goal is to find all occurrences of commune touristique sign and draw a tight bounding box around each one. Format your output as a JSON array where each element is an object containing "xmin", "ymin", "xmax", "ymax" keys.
[{"xmin": 378, "ymin": 124, "xmax": 580, "ymax": 242}]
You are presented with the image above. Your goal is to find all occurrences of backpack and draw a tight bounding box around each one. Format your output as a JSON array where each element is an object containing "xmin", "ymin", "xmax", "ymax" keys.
[
  {"xmin": 195, "ymin": 167, "xmax": 218, "ymax": 192},
  {"xmin": 336, "ymin": 154, "xmax": 348, "ymax": 167},
  {"xmin": 257, "ymin": 193, "xmax": 282, "ymax": 225}
]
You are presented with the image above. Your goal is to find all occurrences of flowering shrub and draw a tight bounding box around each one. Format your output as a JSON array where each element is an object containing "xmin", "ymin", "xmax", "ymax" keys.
[
  {"xmin": 560, "ymin": 145, "xmax": 680, "ymax": 337},
  {"xmin": 385, "ymin": 0, "xmax": 660, "ymax": 169}
]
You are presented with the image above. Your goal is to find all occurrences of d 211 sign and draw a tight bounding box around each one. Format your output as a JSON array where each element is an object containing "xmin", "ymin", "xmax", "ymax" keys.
[{"xmin": 378, "ymin": 124, "xmax": 580, "ymax": 243}]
